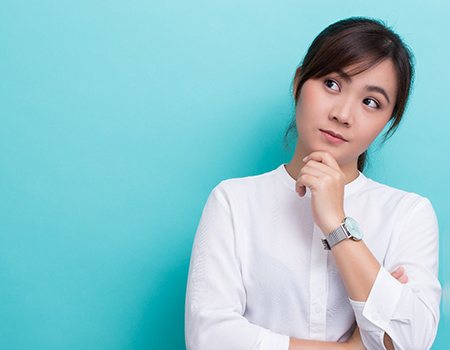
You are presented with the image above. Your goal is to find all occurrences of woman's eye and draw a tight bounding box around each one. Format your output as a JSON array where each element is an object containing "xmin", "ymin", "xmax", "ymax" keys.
[
  {"xmin": 363, "ymin": 98, "xmax": 381, "ymax": 109},
  {"xmin": 324, "ymin": 79, "xmax": 340, "ymax": 91}
]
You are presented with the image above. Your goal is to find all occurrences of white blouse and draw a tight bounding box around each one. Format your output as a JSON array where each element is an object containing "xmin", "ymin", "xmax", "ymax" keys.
[{"xmin": 185, "ymin": 164, "xmax": 441, "ymax": 350}]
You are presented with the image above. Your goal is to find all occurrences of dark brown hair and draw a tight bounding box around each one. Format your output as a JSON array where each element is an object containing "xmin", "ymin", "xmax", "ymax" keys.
[{"xmin": 283, "ymin": 16, "xmax": 415, "ymax": 172}]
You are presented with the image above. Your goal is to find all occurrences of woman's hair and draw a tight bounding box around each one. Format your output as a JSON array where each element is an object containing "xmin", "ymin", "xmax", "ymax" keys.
[{"xmin": 283, "ymin": 16, "xmax": 415, "ymax": 172}]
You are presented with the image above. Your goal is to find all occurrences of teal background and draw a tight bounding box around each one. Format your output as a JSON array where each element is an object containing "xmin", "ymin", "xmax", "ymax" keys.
[{"xmin": 1, "ymin": 1, "xmax": 448, "ymax": 349}]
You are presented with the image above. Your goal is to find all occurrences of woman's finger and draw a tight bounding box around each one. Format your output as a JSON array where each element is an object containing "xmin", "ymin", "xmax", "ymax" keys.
[
  {"xmin": 391, "ymin": 266, "xmax": 404, "ymax": 277},
  {"xmin": 398, "ymin": 274, "xmax": 408, "ymax": 283},
  {"xmin": 390, "ymin": 266, "xmax": 408, "ymax": 284}
]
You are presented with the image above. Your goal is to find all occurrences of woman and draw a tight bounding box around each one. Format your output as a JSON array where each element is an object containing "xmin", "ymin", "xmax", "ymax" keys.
[{"xmin": 185, "ymin": 17, "xmax": 441, "ymax": 350}]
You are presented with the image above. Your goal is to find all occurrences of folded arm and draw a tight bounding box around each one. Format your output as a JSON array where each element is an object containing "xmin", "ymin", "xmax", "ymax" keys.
[{"xmin": 325, "ymin": 196, "xmax": 441, "ymax": 350}]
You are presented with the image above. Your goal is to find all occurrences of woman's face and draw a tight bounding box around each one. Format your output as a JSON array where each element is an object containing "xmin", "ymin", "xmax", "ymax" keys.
[{"xmin": 295, "ymin": 58, "xmax": 398, "ymax": 169}]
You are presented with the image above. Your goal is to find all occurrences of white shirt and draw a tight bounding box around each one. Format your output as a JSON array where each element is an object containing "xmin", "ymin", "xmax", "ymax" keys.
[{"xmin": 185, "ymin": 164, "xmax": 441, "ymax": 350}]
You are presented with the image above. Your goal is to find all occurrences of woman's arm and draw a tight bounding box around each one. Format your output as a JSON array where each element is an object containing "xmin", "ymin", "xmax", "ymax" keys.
[
  {"xmin": 288, "ymin": 337, "xmax": 348, "ymax": 350},
  {"xmin": 186, "ymin": 185, "xmax": 290, "ymax": 350},
  {"xmin": 328, "ymin": 196, "xmax": 440, "ymax": 350},
  {"xmin": 289, "ymin": 325, "xmax": 361, "ymax": 350},
  {"xmin": 289, "ymin": 266, "xmax": 409, "ymax": 350},
  {"xmin": 298, "ymin": 152, "xmax": 441, "ymax": 350}
]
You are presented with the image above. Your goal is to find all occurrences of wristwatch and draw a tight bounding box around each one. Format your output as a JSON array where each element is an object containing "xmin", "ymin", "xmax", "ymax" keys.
[{"xmin": 321, "ymin": 216, "xmax": 363, "ymax": 250}]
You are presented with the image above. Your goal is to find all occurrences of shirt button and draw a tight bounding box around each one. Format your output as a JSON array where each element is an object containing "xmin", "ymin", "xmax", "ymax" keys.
[{"xmin": 314, "ymin": 305, "xmax": 321, "ymax": 313}]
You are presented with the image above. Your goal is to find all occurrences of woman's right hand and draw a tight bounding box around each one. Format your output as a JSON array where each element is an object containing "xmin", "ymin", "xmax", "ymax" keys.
[{"xmin": 345, "ymin": 266, "xmax": 408, "ymax": 350}]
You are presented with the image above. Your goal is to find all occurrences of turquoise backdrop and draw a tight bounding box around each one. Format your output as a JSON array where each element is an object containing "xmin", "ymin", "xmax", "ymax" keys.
[{"xmin": 1, "ymin": 1, "xmax": 448, "ymax": 349}]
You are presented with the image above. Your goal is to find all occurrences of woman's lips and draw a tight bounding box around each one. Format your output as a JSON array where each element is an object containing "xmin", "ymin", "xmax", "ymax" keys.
[{"xmin": 320, "ymin": 129, "xmax": 347, "ymax": 144}]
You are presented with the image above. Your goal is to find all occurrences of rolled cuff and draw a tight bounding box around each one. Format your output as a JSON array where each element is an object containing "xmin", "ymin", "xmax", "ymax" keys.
[{"xmin": 349, "ymin": 266, "xmax": 404, "ymax": 331}]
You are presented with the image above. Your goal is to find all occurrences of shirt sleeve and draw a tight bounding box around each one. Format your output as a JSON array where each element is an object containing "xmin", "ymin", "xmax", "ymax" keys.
[
  {"xmin": 185, "ymin": 184, "xmax": 290, "ymax": 350},
  {"xmin": 348, "ymin": 196, "xmax": 441, "ymax": 350}
]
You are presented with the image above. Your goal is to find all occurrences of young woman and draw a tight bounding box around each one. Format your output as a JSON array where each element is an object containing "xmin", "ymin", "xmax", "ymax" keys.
[{"xmin": 185, "ymin": 17, "xmax": 441, "ymax": 350}]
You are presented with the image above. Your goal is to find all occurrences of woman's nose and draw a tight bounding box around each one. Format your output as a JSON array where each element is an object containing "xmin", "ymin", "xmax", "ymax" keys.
[{"xmin": 330, "ymin": 97, "xmax": 353, "ymax": 126}]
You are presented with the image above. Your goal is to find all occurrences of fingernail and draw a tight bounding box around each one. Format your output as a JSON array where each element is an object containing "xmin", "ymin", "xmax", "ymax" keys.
[{"xmin": 302, "ymin": 156, "xmax": 308, "ymax": 161}]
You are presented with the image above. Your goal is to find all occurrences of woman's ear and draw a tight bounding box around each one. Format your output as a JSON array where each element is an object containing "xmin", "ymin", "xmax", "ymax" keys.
[{"xmin": 293, "ymin": 66, "xmax": 303, "ymax": 101}]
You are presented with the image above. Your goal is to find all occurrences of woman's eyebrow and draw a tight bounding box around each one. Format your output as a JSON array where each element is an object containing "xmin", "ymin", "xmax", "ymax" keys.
[
  {"xmin": 335, "ymin": 71, "xmax": 392, "ymax": 105},
  {"xmin": 365, "ymin": 85, "xmax": 391, "ymax": 105}
]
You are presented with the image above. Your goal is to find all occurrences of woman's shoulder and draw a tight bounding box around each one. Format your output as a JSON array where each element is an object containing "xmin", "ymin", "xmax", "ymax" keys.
[
  {"xmin": 362, "ymin": 174, "xmax": 434, "ymax": 213},
  {"xmin": 209, "ymin": 165, "xmax": 280, "ymax": 200}
]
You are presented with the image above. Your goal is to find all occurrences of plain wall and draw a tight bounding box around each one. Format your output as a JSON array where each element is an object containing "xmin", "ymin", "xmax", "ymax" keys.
[{"xmin": 1, "ymin": 0, "xmax": 448, "ymax": 348}]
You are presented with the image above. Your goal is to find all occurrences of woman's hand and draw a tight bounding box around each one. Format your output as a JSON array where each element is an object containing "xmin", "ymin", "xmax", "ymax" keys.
[
  {"xmin": 344, "ymin": 266, "xmax": 408, "ymax": 350},
  {"xmin": 296, "ymin": 151, "xmax": 346, "ymax": 234}
]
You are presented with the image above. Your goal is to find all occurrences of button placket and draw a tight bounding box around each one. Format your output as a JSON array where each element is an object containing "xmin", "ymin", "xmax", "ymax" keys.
[{"xmin": 309, "ymin": 223, "xmax": 328, "ymax": 339}]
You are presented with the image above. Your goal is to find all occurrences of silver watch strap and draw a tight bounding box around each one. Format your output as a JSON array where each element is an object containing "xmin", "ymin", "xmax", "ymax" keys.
[{"xmin": 321, "ymin": 224, "xmax": 349, "ymax": 250}]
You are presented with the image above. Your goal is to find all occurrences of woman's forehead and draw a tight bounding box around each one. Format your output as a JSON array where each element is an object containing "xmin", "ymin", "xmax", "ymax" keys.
[{"xmin": 339, "ymin": 59, "xmax": 388, "ymax": 76}]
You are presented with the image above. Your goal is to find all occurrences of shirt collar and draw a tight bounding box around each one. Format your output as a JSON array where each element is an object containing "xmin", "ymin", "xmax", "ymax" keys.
[{"xmin": 275, "ymin": 163, "xmax": 368, "ymax": 198}]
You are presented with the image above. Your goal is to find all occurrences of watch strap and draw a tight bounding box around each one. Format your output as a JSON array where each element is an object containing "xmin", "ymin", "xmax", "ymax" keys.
[{"xmin": 321, "ymin": 222, "xmax": 350, "ymax": 250}]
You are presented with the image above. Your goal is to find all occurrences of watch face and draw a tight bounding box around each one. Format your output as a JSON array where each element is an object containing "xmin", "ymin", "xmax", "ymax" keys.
[{"xmin": 344, "ymin": 217, "xmax": 363, "ymax": 240}]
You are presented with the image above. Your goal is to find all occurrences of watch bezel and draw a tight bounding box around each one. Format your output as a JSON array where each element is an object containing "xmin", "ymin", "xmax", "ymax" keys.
[
  {"xmin": 322, "ymin": 216, "xmax": 363, "ymax": 250},
  {"xmin": 343, "ymin": 216, "xmax": 363, "ymax": 240}
]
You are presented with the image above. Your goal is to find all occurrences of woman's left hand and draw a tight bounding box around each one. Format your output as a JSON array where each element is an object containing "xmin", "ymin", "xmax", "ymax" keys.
[{"xmin": 296, "ymin": 151, "xmax": 346, "ymax": 235}]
